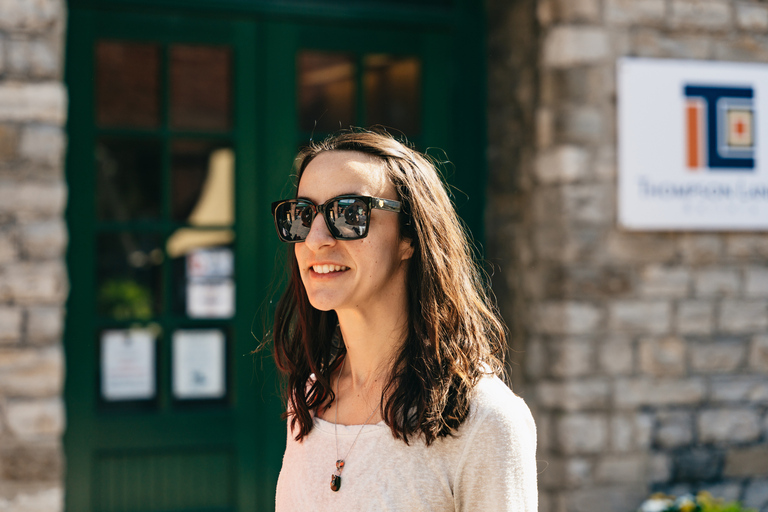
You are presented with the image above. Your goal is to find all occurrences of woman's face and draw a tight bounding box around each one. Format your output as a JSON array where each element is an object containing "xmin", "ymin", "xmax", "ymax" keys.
[{"xmin": 295, "ymin": 150, "xmax": 413, "ymax": 314}]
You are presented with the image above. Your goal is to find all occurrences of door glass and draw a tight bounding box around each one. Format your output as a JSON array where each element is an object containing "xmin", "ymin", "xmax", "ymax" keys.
[
  {"xmin": 96, "ymin": 138, "xmax": 163, "ymax": 221},
  {"xmin": 170, "ymin": 45, "xmax": 232, "ymax": 131},
  {"xmin": 96, "ymin": 232, "xmax": 164, "ymax": 320},
  {"xmin": 365, "ymin": 54, "xmax": 421, "ymax": 135},
  {"xmin": 96, "ymin": 41, "xmax": 161, "ymax": 128},
  {"xmin": 298, "ymin": 51, "xmax": 356, "ymax": 132}
]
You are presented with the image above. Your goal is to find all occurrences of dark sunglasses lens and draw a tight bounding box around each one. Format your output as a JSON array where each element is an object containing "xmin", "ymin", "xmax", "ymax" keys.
[
  {"xmin": 328, "ymin": 197, "xmax": 369, "ymax": 239},
  {"xmin": 275, "ymin": 200, "xmax": 313, "ymax": 241}
]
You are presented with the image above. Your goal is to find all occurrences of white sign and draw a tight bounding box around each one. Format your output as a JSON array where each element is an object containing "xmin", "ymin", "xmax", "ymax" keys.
[
  {"xmin": 187, "ymin": 248, "xmax": 234, "ymax": 279},
  {"xmin": 618, "ymin": 57, "xmax": 768, "ymax": 230},
  {"xmin": 186, "ymin": 278, "xmax": 235, "ymax": 318},
  {"xmin": 101, "ymin": 329, "xmax": 156, "ymax": 401},
  {"xmin": 172, "ymin": 329, "xmax": 226, "ymax": 399}
]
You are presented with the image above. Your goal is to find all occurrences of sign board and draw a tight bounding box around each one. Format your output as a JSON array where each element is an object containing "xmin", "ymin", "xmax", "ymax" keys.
[
  {"xmin": 101, "ymin": 329, "xmax": 156, "ymax": 401},
  {"xmin": 172, "ymin": 329, "xmax": 226, "ymax": 399},
  {"xmin": 618, "ymin": 57, "xmax": 768, "ymax": 230},
  {"xmin": 186, "ymin": 247, "xmax": 235, "ymax": 318}
]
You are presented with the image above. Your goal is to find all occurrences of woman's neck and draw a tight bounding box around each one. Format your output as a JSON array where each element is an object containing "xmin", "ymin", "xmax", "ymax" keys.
[{"xmin": 335, "ymin": 307, "xmax": 407, "ymax": 393}]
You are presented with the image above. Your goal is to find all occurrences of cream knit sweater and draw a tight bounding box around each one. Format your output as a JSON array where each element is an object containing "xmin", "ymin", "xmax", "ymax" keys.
[{"xmin": 275, "ymin": 375, "xmax": 538, "ymax": 511}]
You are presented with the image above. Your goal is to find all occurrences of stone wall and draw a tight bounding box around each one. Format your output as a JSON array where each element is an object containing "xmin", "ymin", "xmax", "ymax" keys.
[
  {"xmin": 0, "ymin": 0, "xmax": 68, "ymax": 510},
  {"xmin": 487, "ymin": 1, "xmax": 768, "ymax": 511}
]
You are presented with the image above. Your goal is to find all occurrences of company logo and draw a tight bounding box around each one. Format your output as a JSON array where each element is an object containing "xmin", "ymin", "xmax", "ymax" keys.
[{"xmin": 684, "ymin": 85, "xmax": 755, "ymax": 171}]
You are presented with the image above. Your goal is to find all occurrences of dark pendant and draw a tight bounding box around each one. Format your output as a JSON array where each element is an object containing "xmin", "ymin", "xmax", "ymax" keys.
[{"xmin": 330, "ymin": 474, "xmax": 342, "ymax": 492}]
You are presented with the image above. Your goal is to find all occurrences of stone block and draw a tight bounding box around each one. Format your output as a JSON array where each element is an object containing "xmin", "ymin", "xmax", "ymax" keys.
[
  {"xmin": 676, "ymin": 300, "xmax": 715, "ymax": 335},
  {"xmin": 655, "ymin": 410, "xmax": 693, "ymax": 449},
  {"xmin": 19, "ymin": 125, "xmax": 64, "ymax": 167},
  {"xmin": 694, "ymin": 268, "xmax": 740, "ymax": 297},
  {"xmin": 554, "ymin": 0, "xmax": 601, "ymax": 22},
  {"xmin": 526, "ymin": 338, "xmax": 548, "ymax": 379},
  {"xmin": 745, "ymin": 267, "xmax": 768, "ymax": 298},
  {"xmin": 743, "ymin": 479, "xmax": 768, "ymax": 510},
  {"xmin": 698, "ymin": 482, "xmax": 743, "ymax": 502},
  {"xmin": 556, "ymin": 413, "xmax": 607, "ymax": 454},
  {"xmin": 719, "ymin": 300, "xmax": 768, "ymax": 333},
  {"xmin": 609, "ymin": 413, "xmax": 653, "ymax": 452},
  {"xmin": 0, "ymin": 0, "xmax": 61, "ymax": 32},
  {"xmin": 0, "ymin": 346, "xmax": 63, "ymax": 397},
  {"xmin": 710, "ymin": 376, "xmax": 768, "ymax": 402},
  {"xmin": 689, "ymin": 340, "xmax": 746, "ymax": 373},
  {"xmin": 19, "ymin": 220, "xmax": 67, "ymax": 259},
  {"xmin": 698, "ymin": 408, "xmax": 761, "ymax": 443},
  {"xmin": 543, "ymin": 27, "xmax": 610, "ymax": 67},
  {"xmin": 606, "ymin": 232, "xmax": 677, "ymax": 264},
  {"xmin": 562, "ymin": 266, "xmax": 633, "ymax": 299},
  {"xmin": 673, "ymin": 448, "xmax": 723, "ymax": 481},
  {"xmin": 679, "ymin": 235, "xmax": 723, "ymax": 264},
  {"xmin": 1, "ymin": 261, "xmax": 68, "ymax": 305},
  {"xmin": 614, "ymin": 378, "xmax": 705, "ymax": 407},
  {"xmin": 723, "ymin": 445, "xmax": 768, "ymax": 477},
  {"xmin": 0, "ymin": 487, "xmax": 63, "ymax": 512},
  {"xmin": 0, "ymin": 306, "xmax": 22, "ymax": 343},
  {"xmin": 549, "ymin": 338, "xmax": 595, "ymax": 378},
  {"xmin": 537, "ymin": 378, "xmax": 610, "ymax": 411},
  {"xmin": 6, "ymin": 398, "xmax": 64, "ymax": 439},
  {"xmin": 539, "ymin": 457, "xmax": 593, "ymax": 489},
  {"xmin": 7, "ymin": 37, "xmax": 61, "ymax": 78},
  {"xmin": 555, "ymin": 105, "xmax": 604, "ymax": 144},
  {"xmin": 537, "ymin": 412, "xmax": 552, "ymax": 453},
  {"xmin": 0, "ymin": 123, "xmax": 20, "ymax": 161},
  {"xmin": 749, "ymin": 336, "xmax": 768, "ymax": 372},
  {"xmin": 594, "ymin": 454, "xmax": 647, "ymax": 483},
  {"xmin": 606, "ymin": 0, "xmax": 665, "ymax": 25},
  {"xmin": 648, "ymin": 453, "xmax": 672, "ymax": 483},
  {"xmin": 639, "ymin": 265, "xmax": 690, "ymax": 298},
  {"xmin": 594, "ymin": 145, "xmax": 616, "ymax": 181},
  {"xmin": 670, "ymin": 0, "xmax": 732, "ymax": 30},
  {"xmin": 598, "ymin": 337, "xmax": 634, "ymax": 376},
  {"xmin": 0, "ymin": 229, "xmax": 20, "ymax": 265},
  {"xmin": 537, "ymin": 108, "xmax": 554, "ymax": 149},
  {"xmin": 567, "ymin": 485, "xmax": 648, "ymax": 512},
  {"xmin": 562, "ymin": 183, "xmax": 613, "ymax": 226},
  {"xmin": 537, "ymin": 301, "xmax": 602, "ymax": 335},
  {"xmin": 609, "ymin": 301, "xmax": 671, "ymax": 334},
  {"xmin": 725, "ymin": 234, "xmax": 768, "ymax": 260},
  {"xmin": 713, "ymin": 35, "xmax": 768, "ymax": 62},
  {"xmin": 639, "ymin": 336, "xmax": 686, "ymax": 377},
  {"xmin": 632, "ymin": 30, "xmax": 714, "ymax": 59},
  {"xmin": 0, "ymin": 443, "xmax": 62, "ymax": 481},
  {"xmin": 0, "ymin": 83, "xmax": 66, "ymax": 124},
  {"xmin": 0, "ymin": 180, "xmax": 67, "ymax": 219},
  {"xmin": 736, "ymin": 2, "xmax": 768, "ymax": 31}
]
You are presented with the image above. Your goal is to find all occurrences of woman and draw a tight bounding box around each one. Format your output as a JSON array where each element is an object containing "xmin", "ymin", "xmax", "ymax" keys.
[{"xmin": 270, "ymin": 130, "xmax": 537, "ymax": 510}]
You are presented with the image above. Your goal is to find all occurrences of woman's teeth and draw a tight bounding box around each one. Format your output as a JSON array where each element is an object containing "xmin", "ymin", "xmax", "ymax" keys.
[{"xmin": 312, "ymin": 265, "xmax": 349, "ymax": 274}]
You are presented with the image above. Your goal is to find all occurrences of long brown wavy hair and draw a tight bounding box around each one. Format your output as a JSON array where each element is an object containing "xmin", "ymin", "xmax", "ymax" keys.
[{"xmin": 273, "ymin": 129, "xmax": 506, "ymax": 446}]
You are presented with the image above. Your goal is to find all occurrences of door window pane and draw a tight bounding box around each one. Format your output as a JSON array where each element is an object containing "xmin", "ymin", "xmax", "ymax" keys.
[
  {"xmin": 96, "ymin": 41, "xmax": 161, "ymax": 128},
  {"xmin": 365, "ymin": 54, "xmax": 421, "ymax": 135},
  {"xmin": 170, "ymin": 45, "xmax": 232, "ymax": 131},
  {"xmin": 170, "ymin": 140, "xmax": 234, "ymax": 225},
  {"xmin": 97, "ymin": 232, "xmax": 164, "ymax": 320},
  {"xmin": 168, "ymin": 236, "xmax": 235, "ymax": 317},
  {"xmin": 299, "ymin": 51, "xmax": 356, "ymax": 132},
  {"xmin": 96, "ymin": 138, "xmax": 163, "ymax": 221}
]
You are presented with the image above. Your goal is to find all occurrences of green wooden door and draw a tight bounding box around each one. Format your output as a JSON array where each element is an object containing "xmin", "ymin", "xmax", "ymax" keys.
[{"xmin": 64, "ymin": 5, "xmax": 486, "ymax": 512}]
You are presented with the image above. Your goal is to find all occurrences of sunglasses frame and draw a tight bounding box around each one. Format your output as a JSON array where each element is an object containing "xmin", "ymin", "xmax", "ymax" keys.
[{"xmin": 271, "ymin": 194, "xmax": 401, "ymax": 243}]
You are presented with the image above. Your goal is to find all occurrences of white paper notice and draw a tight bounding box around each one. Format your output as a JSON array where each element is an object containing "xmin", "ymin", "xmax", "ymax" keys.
[
  {"xmin": 186, "ymin": 278, "xmax": 235, "ymax": 319},
  {"xmin": 172, "ymin": 329, "xmax": 226, "ymax": 399},
  {"xmin": 101, "ymin": 329, "xmax": 156, "ymax": 401}
]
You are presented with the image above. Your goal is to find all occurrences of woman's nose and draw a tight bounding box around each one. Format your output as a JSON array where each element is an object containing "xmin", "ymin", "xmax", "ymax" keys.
[{"xmin": 304, "ymin": 212, "xmax": 336, "ymax": 250}]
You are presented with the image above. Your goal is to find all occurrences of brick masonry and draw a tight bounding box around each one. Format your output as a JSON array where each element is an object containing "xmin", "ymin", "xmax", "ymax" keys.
[
  {"xmin": 0, "ymin": 0, "xmax": 67, "ymax": 510},
  {"xmin": 487, "ymin": 0, "xmax": 768, "ymax": 511}
]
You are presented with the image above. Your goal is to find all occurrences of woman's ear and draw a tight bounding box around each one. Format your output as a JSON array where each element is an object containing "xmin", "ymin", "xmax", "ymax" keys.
[{"xmin": 399, "ymin": 237, "xmax": 414, "ymax": 261}]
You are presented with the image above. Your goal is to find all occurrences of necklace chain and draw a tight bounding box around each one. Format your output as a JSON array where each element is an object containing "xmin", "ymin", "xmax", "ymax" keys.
[{"xmin": 331, "ymin": 356, "xmax": 378, "ymax": 492}]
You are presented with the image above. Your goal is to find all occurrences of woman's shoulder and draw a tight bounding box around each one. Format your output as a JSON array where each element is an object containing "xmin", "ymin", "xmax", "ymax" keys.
[{"xmin": 468, "ymin": 374, "xmax": 536, "ymax": 435}]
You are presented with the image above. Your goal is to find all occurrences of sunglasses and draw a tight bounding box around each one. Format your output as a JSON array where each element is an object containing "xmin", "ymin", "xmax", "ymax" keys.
[{"xmin": 271, "ymin": 195, "xmax": 401, "ymax": 243}]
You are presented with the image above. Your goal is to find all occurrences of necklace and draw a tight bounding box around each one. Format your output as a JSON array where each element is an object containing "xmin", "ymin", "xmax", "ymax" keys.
[{"xmin": 330, "ymin": 356, "xmax": 378, "ymax": 492}]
